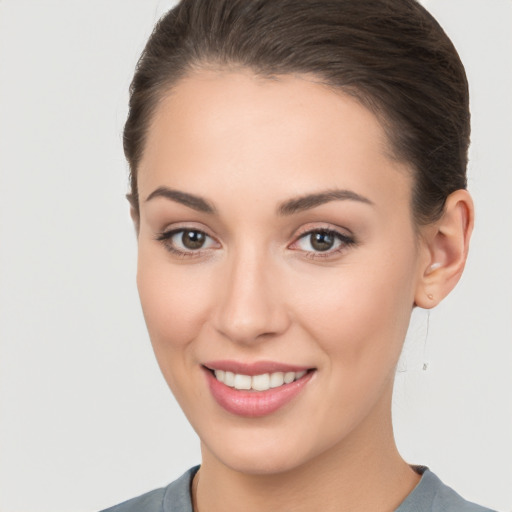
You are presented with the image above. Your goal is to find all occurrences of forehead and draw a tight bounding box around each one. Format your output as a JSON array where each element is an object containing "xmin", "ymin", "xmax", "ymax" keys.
[{"xmin": 139, "ymin": 69, "xmax": 412, "ymax": 211}]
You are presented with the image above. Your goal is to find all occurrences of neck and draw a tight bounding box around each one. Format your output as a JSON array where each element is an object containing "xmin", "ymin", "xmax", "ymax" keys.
[{"xmin": 193, "ymin": 389, "xmax": 420, "ymax": 512}]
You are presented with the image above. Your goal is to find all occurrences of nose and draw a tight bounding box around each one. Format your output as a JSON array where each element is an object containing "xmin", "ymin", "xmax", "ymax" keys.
[{"xmin": 213, "ymin": 248, "xmax": 290, "ymax": 345}]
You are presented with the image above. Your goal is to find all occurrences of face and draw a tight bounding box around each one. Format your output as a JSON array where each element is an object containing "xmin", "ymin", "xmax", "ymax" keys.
[{"xmin": 136, "ymin": 69, "xmax": 428, "ymax": 475}]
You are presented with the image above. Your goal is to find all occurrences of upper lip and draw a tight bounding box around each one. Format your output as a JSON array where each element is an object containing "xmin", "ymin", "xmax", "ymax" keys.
[{"xmin": 203, "ymin": 360, "xmax": 313, "ymax": 376}]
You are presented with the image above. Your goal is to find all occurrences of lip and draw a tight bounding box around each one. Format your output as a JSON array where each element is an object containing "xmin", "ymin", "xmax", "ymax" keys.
[
  {"xmin": 202, "ymin": 362, "xmax": 315, "ymax": 418},
  {"xmin": 203, "ymin": 360, "xmax": 311, "ymax": 376}
]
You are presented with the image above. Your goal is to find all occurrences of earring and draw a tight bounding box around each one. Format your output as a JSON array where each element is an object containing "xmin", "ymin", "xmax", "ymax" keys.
[{"xmin": 427, "ymin": 293, "xmax": 434, "ymax": 300}]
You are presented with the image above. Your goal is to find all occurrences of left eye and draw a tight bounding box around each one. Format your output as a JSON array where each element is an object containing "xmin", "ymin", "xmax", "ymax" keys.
[
  {"xmin": 157, "ymin": 229, "xmax": 217, "ymax": 253},
  {"xmin": 293, "ymin": 229, "xmax": 351, "ymax": 253}
]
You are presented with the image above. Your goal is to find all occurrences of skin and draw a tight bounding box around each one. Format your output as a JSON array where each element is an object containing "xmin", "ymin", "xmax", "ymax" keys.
[{"xmin": 134, "ymin": 69, "xmax": 473, "ymax": 512}]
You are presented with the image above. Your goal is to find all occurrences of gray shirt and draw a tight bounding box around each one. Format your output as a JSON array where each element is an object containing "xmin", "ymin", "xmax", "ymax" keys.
[{"xmin": 101, "ymin": 466, "xmax": 496, "ymax": 512}]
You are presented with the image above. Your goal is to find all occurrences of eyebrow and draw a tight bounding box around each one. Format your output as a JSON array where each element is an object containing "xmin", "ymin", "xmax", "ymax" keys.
[
  {"xmin": 277, "ymin": 189, "xmax": 373, "ymax": 215},
  {"xmin": 145, "ymin": 186, "xmax": 216, "ymax": 214},
  {"xmin": 145, "ymin": 186, "xmax": 372, "ymax": 216}
]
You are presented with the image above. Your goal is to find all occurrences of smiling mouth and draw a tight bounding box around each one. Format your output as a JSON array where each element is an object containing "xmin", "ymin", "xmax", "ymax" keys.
[
  {"xmin": 209, "ymin": 368, "xmax": 309, "ymax": 391},
  {"xmin": 203, "ymin": 363, "xmax": 316, "ymax": 417}
]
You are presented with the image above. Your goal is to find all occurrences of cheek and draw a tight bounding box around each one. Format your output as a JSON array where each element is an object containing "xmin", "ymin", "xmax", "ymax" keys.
[
  {"xmin": 136, "ymin": 248, "xmax": 213, "ymax": 361},
  {"xmin": 290, "ymin": 258, "xmax": 416, "ymax": 372},
  {"xmin": 136, "ymin": 250, "xmax": 221, "ymax": 416},
  {"xmin": 284, "ymin": 260, "xmax": 417, "ymax": 441}
]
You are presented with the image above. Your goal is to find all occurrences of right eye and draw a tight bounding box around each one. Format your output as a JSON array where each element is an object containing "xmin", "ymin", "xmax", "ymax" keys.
[{"xmin": 156, "ymin": 228, "xmax": 219, "ymax": 256}]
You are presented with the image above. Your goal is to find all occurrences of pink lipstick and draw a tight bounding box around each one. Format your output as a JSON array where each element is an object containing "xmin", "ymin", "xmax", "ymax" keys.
[{"xmin": 202, "ymin": 361, "xmax": 315, "ymax": 417}]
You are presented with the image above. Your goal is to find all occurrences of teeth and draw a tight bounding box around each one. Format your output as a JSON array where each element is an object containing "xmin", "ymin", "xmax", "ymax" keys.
[
  {"xmin": 213, "ymin": 369, "xmax": 308, "ymax": 391},
  {"xmin": 284, "ymin": 371, "xmax": 295, "ymax": 384},
  {"xmin": 234, "ymin": 374, "xmax": 252, "ymax": 390},
  {"xmin": 224, "ymin": 371, "xmax": 235, "ymax": 387},
  {"xmin": 251, "ymin": 373, "xmax": 270, "ymax": 391},
  {"xmin": 269, "ymin": 372, "xmax": 284, "ymax": 388}
]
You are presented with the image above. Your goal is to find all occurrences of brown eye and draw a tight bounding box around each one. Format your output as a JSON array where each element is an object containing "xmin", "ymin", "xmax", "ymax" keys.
[
  {"xmin": 181, "ymin": 230, "xmax": 206, "ymax": 249},
  {"xmin": 291, "ymin": 228, "xmax": 355, "ymax": 257},
  {"xmin": 310, "ymin": 231, "xmax": 335, "ymax": 251},
  {"xmin": 156, "ymin": 228, "xmax": 218, "ymax": 255}
]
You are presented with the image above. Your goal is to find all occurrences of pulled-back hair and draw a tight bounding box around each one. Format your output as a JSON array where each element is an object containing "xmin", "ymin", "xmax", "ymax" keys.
[{"xmin": 124, "ymin": 0, "xmax": 470, "ymax": 225}]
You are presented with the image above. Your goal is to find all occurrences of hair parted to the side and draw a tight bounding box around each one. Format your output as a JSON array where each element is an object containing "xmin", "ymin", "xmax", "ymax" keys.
[{"xmin": 124, "ymin": 0, "xmax": 470, "ymax": 225}]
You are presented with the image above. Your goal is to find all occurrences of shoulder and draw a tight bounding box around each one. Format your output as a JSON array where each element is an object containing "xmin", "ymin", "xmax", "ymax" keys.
[
  {"xmin": 100, "ymin": 487, "xmax": 166, "ymax": 512},
  {"xmin": 99, "ymin": 466, "xmax": 199, "ymax": 512},
  {"xmin": 396, "ymin": 467, "xmax": 497, "ymax": 512}
]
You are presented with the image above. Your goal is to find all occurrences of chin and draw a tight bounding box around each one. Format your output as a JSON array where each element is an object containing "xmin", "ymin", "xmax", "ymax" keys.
[
  {"xmin": 200, "ymin": 424, "xmax": 328, "ymax": 477},
  {"xmin": 216, "ymin": 446, "xmax": 307, "ymax": 476}
]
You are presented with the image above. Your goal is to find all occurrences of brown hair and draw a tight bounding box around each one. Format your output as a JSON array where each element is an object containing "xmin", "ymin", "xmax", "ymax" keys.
[{"xmin": 124, "ymin": 0, "xmax": 470, "ymax": 225}]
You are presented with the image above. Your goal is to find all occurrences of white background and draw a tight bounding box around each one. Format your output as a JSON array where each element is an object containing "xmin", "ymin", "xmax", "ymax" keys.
[{"xmin": 0, "ymin": 1, "xmax": 510, "ymax": 511}]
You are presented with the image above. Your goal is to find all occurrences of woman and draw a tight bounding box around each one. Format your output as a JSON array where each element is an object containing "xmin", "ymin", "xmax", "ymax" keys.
[{"xmin": 102, "ymin": 0, "xmax": 494, "ymax": 510}]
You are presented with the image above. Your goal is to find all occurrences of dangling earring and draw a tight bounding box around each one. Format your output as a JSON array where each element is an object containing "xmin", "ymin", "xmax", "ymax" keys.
[{"xmin": 423, "ymin": 310, "xmax": 430, "ymax": 371}]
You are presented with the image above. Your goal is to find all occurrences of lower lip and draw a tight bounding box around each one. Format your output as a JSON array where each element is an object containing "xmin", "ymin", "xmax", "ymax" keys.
[{"xmin": 204, "ymin": 368, "xmax": 314, "ymax": 418}]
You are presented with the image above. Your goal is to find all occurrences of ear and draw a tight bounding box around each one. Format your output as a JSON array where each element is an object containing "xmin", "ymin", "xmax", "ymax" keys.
[{"xmin": 414, "ymin": 189, "xmax": 474, "ymax": 309}]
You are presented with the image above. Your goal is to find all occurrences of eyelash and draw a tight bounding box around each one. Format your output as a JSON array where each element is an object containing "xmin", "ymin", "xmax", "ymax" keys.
[
  {"xmin": 155, "ymin": 227, "xmax": 356, "ymax": 259},
  {"xmin": 155, "ymin": 228, "xmax": 218, "ymax": 258},
  {"xmin": 292, "ymin": 228, "xmax": 356, "ymax": 259}
]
